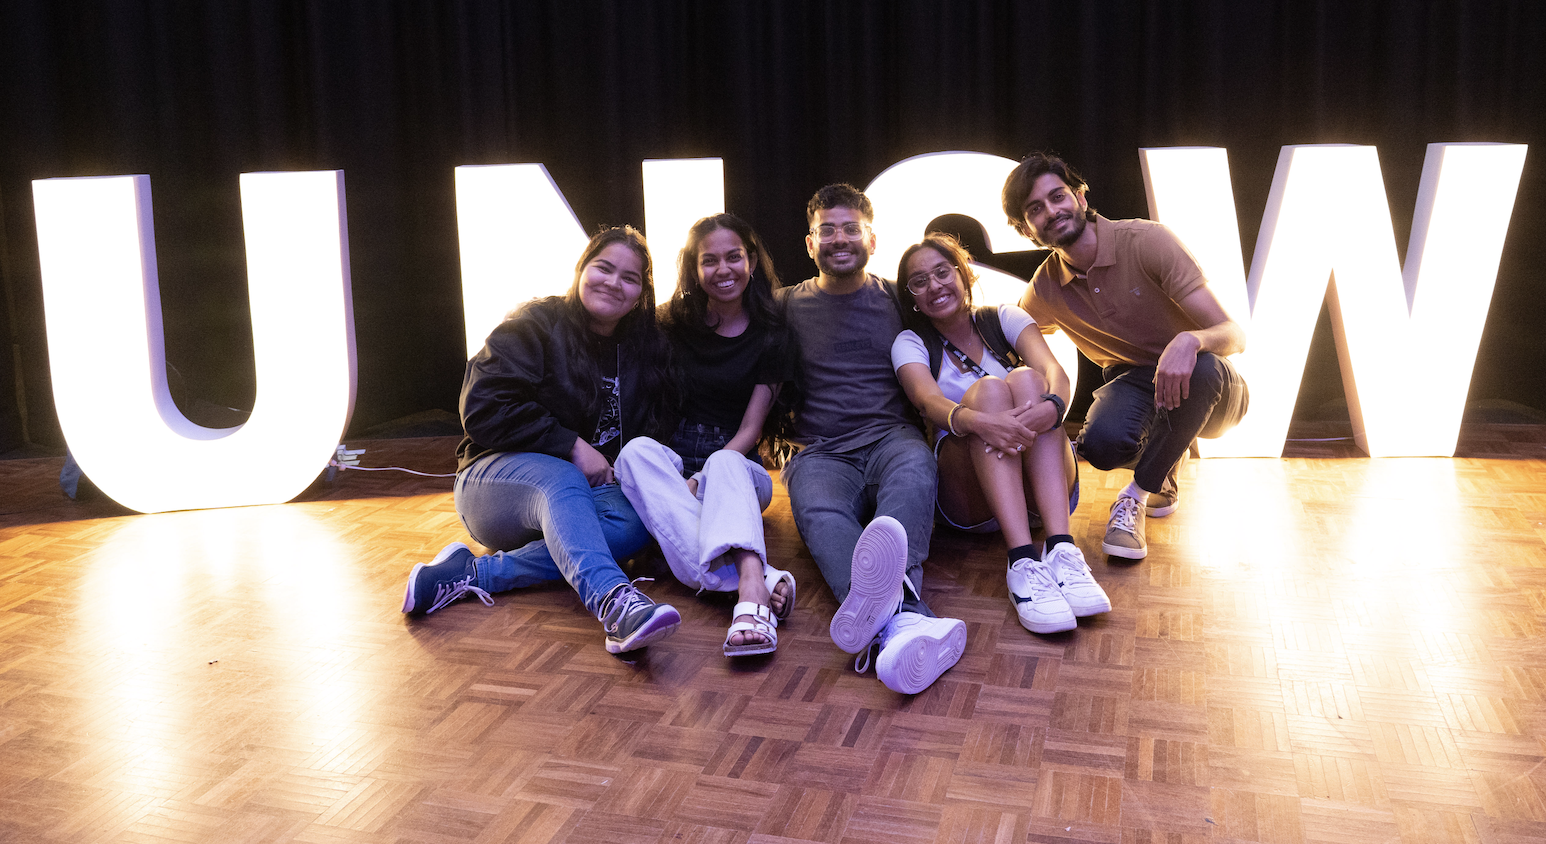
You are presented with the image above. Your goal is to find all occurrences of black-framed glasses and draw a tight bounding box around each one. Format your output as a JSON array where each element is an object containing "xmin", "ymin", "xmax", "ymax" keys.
[
  {"xmin": 905, "ymin": 263, "xmax": 956, "ymax": 294},
  {"xmin": 809, "ymin": 222, "xmax": 868, "ymax": 242}
]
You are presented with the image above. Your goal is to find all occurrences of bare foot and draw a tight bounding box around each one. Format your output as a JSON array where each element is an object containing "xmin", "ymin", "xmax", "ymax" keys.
[{"xmin": 730, "ymin": 578, "xmax": 773, "ymax": 647}]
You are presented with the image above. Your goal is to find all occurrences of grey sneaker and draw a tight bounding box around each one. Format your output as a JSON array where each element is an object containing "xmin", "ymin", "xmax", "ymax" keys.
[
  {"xmin": 600, "ymin": 580, "xmax": 681, "ymax": 654},
  {"xmin": 1044, "ymin": 543, "xmax": 1112, "ymax": 616},
  {"xmin": 1102, "ymin": 494, "xmax": 1148, "ymax": 559},
  {"xmin": 402, "ymin": 542, "xmax": 494, "ymax": 615}
]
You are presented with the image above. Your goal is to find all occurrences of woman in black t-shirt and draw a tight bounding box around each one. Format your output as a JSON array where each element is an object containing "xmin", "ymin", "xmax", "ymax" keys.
[{"xmin": 616, "ymin": 213, "xmax": 795, "ymax": 657}]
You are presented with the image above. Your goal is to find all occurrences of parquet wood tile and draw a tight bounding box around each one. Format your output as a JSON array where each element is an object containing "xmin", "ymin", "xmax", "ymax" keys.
[{"xmin": 7, "ymin": 429, "xmax": 1546, "ymax": 841}]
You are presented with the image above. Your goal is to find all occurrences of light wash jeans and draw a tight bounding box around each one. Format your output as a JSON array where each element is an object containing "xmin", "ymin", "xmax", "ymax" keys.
[
  {"xmin": 454, "ymin": 450, "xmax": 650, "ymax": 618},
  {"xmin": 614, "ymin": 437, "xmax": 773, "ymax": 594},
  {"xmin": 780, "ymin": 425, "xmax": 937, "ymax": 617}
]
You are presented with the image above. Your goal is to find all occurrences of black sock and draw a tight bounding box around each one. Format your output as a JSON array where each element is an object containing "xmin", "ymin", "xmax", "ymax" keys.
[
  {"xmin": 1045, "ymin": 534, "xmax": 1075, "ymax": 552},
  {"xmin": 1008, "ymin": 544, "xmax": 1038, "ymax": 565}
]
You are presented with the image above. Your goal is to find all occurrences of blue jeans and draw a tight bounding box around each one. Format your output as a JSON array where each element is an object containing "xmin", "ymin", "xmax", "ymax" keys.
[
  {"xmin": 781, "ymin": 425, "xmax": 937, "ymax": 617},
  {"xmin": 454, "ymin": 451, "xmax": 650, "ymax": 618},
  {"xmin": 1078, "ymin": 352, "xmax": 1249, "ymax": 493}
]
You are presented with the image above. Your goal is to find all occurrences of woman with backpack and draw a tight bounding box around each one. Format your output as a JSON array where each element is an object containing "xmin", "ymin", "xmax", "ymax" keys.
[{"xmin": 891, "ymin": 233, "xmax": 1110, "ymax": 635}]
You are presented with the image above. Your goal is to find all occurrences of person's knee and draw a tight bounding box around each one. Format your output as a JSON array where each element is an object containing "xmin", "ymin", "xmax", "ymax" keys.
[
  {"xmin": 616, "ymin": 436, "xmax": 679, "ymax": 475},
  {"xmin": 1005, "ymin": 366, "xmax": 1049, "ymax": 402},
  {"xmin": 702, "ymin": 448, "xmax": 740, "ymax": 476},
  {"xmin": 1188, "ymin": 353, "xmax": 1228, "ymax": 399},
  {"xmin": 1078, "ymin": 415, "xmax": 1141, "ymax": 470},
  {"xmin": 963, "ymin": 375, "xmax": 1011, "ymax": 411}
]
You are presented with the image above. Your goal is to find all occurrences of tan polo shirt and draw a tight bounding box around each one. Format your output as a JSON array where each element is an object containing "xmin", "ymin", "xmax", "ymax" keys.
[{"xmin": 1020, "ymin": 215, "xmax": 1209, "ymax": 368}]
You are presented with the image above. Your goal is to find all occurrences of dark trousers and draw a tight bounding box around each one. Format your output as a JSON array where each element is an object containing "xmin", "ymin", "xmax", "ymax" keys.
[{"xmin": 1077, "ymin": 352, "xmax": 1249, "ymax": 494}]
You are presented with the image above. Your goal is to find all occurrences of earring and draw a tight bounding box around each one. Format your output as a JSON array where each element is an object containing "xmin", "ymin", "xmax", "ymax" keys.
[{"xmin": 912, "ymin": 305, "xmax": 920, "ymax": 312}]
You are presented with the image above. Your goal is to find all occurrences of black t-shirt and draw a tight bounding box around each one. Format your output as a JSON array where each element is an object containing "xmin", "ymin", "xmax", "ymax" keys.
[{"xmin": 670, "ymin": 321, "xmax": 790, "ymax": 429}]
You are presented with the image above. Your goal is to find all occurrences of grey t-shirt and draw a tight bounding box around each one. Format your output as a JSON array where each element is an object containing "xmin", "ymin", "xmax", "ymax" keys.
[{"xmin": 780, "ymin": 274, "xmax": 919, "ymax": 453}]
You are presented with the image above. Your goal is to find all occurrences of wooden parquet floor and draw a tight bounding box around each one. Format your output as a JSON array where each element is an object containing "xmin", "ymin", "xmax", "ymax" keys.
[{"xmin": 3, "ymin": 426, "xmax": 1546, "ymax": 843}]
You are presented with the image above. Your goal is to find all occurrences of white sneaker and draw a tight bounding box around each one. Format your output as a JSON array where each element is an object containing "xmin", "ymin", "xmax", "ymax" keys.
[
  {"xmin": 1044, "ymin": 543, "xmax": 1112, "ymax": 617},
  {"xmin": 830, "ymin": 516, "xmax": 907, "ymax": 654},
  {"xmin": 861, "ymin": 611, "xmax": 967, "ymax": 695},
  {"xmin": 1007, "ymin": 558, "xmax": 1076, "ymax": 634}
]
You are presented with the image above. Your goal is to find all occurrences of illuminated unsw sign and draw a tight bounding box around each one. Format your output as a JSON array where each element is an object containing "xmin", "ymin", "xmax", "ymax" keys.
[{"xmin": 34, "ymin": 143, "xmax": 1526, "ymax": 511}]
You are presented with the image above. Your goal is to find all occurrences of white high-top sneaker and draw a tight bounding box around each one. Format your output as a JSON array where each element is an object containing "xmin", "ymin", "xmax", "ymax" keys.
[
  {"xmin": 830, "ymin": 516, "xmax": 908, "ymax": 653},
  {"xmin": 859, "ymin": 611, "xmax": 967, "ymax": 695}
]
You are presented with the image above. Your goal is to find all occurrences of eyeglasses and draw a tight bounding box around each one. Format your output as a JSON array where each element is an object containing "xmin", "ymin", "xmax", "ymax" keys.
[
  {"xmin": 905, "ymin": 263, "xmax": 956, "ymax": 294},
  {"xmin": 809, "ymin": 222, "xmax": 868, "ymax": 242}
]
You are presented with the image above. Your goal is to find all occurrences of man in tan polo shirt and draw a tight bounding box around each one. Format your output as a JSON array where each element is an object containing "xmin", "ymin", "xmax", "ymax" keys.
[{"xmin": 1001, "ymin": 152, "xmax": 1248, "ymax": 560}]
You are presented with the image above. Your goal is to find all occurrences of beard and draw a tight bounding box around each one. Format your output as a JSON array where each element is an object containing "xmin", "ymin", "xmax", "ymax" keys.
[
  {"xmin": 1043, "ymin": 211, "xmax": 1088, "ymax": 249},
  {"xmin": 815, "ymin": 243, "xmax": 869, "ymax": 277}
]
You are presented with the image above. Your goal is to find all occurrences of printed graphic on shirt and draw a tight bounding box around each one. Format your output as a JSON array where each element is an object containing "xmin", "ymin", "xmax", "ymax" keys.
[{"xmin": 593, "ymin": 375, "xmax": 621, "ymax": 448}]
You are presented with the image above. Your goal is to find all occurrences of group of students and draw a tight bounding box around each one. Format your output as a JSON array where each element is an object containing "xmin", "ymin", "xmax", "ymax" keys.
[{"xmin": 402, "ymin": 152, "xmax": 1249, "ymax": 697}]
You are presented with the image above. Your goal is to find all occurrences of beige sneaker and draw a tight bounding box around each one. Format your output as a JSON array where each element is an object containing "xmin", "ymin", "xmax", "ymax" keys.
[{"xmin": 1102, "ymin": 494, "xmax": 1148, "ymax": 559}]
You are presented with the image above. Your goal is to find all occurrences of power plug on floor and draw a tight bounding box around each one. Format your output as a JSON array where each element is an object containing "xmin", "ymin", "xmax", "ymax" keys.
[{"xmin": 327, "ymin": 444, "xmax": 366, "ymax": 481}]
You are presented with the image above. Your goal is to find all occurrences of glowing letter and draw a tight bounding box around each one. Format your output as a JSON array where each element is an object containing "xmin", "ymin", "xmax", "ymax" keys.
[
  {"xmin": 455, "ymin": 164, "xmax": 588, "ymax": 356},
  {"xmin": 33, "ymin": 171, "xmax": 356, "ymax": 513},
  {"xmin": 1142, "ymin": 143, "xmax": 1526, "ymax": 456},
  {"xmin": 642, "ymin": 158, "xmax": 725, "ymax": 286}
]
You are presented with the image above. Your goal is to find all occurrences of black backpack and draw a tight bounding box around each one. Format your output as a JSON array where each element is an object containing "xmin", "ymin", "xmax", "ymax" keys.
[{"xmin": 918, "ymin": 305, "xmax": 1020, "ymax": 379}]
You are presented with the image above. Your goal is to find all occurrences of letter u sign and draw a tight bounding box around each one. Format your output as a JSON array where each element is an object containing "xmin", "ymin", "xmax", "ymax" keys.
[{"xmin": 32, "ymin": 172, "xmax": 356, "ymax": 513}]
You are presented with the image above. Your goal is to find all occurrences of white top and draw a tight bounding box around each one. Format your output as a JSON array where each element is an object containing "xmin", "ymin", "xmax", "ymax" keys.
[{"xmin": 891, "ymin": 304, "xmax": 1037, "ymax": 440}]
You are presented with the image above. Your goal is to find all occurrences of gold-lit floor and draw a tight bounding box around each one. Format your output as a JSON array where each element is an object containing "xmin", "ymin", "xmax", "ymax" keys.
[{"xmin": 2, "ymin": 427, "xmax": 1545, "ymax": 843}]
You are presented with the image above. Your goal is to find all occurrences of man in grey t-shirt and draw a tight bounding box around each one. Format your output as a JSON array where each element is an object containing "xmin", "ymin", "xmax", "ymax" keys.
[{"xmin": 777, "ymin": 183, "xmax": 966, "ymax": 695}]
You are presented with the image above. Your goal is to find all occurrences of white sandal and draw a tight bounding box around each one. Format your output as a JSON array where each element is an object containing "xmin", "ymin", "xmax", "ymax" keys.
[
  {"xmin": 723, "ymin": 601, "xmax": 779, "ymax": 657},
  {"xmin": 764, "ymin": 565, "xmax": 796, "ymax": 620}
]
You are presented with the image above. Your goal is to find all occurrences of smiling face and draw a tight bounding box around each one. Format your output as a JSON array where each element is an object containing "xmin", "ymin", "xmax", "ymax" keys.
[
  {"xmin": 806, "ymin": 205, "xmax": 875, "ymax": 279},
  {"xmin": 577, "ymin": 242, "xmax": 645, "ymax": 335},
  {"xmin": 1020, "ymin": 172, "xmax": 1090, "ymax": 249},
  {"xmin": 904, "ymin": 246, "xmax": 968, "ymax": 322},
  {"xmin": 694, "ymin": 227, "xmax": 754, "ymax": 307}
]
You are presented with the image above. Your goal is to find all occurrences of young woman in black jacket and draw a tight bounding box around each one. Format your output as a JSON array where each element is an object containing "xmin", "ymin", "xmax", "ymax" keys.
[{"xmin": 403, "ymin": 226, "xmax": 682, "ymax": 655}]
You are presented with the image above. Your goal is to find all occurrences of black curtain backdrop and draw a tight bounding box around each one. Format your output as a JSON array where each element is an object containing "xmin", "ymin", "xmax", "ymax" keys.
[{"xmin": 0, "ymin": 1, "xmax": 1540, "ymax": 452}]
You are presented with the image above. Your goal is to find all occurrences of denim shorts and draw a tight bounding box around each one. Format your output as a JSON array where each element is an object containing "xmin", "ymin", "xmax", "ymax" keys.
[
  {"xmin": 667, "ymin": 419, "xmax": 737, "ymax": 476},
  {"xmin": 934, "ymin": 435, "xmax": 1081, "ymax": 534}
]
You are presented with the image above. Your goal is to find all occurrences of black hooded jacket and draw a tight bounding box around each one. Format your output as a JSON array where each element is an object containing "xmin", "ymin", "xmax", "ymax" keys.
[{"xmin": 456, "ymin": 297, "xmax": 672, "ymax": 473}]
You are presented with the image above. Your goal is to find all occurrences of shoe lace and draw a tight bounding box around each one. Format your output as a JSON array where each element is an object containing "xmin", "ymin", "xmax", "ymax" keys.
[
  {"xmin": 1110, "ymin": 495, "xmax": 1141, "ymax": 533},
  {"xmin": 853, "ymin": 644, "xmax": 876, "ymax": 674},
  {"xmin": 429, "ymin": 576, "xmax": 494, "ymax": 614},
  {"xmin": 1043, "ymin": 546, "xmax": 1090, "ymax": 586},
  {"xmin": 601, "ymin": 577, "xmax": 656, "ymax": 633},
  {"xmin": 1011, "ymin": 559, "xmax": 1063, "ymax": 602},
  {"xmin": 853, "ymin": 612, "xmax": 917, "ymax": 674}
]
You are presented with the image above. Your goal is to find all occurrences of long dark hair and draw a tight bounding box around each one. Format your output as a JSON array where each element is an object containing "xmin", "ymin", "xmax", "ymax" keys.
[
  {"xmin": 661, "ymin": 213, "xmax": 792, "ymax": 452},
  {"xmin": 661, "ymin": 213, "xmax": 784, "ymax": 339},
  {"xmin": 896, "ymin": 233, "xmax": 978, "ymax": 338},
  {"xmin": 555, "ymin": 225, "xmax": 676, "ymax": 437}
]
